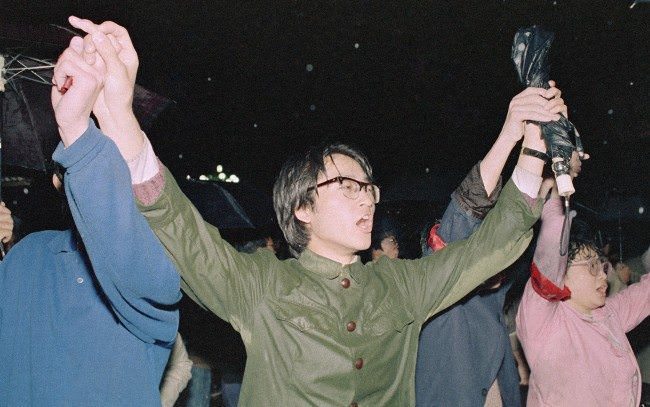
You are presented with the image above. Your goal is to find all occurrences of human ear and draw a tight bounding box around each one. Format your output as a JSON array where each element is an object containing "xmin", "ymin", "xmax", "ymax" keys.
[{"xmin": 294, "ymin": 205, "xmax": 312, "ymax": 224}]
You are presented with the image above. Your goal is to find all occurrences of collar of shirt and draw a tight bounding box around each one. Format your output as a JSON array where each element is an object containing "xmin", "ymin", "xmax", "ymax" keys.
[
  {"xmin": 560, "ymin": 299, "xmax": 614, "ymax": 323},
  {"xmin": 47, "ymin": 229, "xmax": 78, "ymax": 253},
  {"xmin": 298, "ymin": 249, "xmax": 367, "ymax": 285}
]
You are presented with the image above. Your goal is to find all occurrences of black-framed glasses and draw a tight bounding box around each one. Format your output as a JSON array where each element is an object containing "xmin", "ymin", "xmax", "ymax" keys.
[{"xmin": 311, "ymin": 176, "xmax": 380, "ymax": 204}]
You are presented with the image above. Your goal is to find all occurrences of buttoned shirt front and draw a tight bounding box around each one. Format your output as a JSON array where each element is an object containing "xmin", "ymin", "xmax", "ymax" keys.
[{"xmin": 137, "ymin": 168, "xmax": 541, "ymax": 406}]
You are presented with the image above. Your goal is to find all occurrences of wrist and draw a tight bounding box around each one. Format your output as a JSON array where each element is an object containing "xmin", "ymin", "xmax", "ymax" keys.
[
  {"xmin": 495, "ymin": 132, "xmax": 519, "ymax": 149},
  {"xmin": 58, "ymin": 121, "xmax": 89, "ymax": 147},
  {"xmin": 521, "ymin": 146, "xmax": 549, "ymax": 163}
]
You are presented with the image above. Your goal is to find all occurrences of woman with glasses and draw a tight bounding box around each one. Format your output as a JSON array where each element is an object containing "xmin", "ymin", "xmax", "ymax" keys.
[{"xmin": 516, "ymin": 179, "xmax": 650, "ymax": 407}]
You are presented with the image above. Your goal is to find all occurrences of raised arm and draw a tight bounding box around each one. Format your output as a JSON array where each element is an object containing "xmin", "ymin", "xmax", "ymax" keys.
[
  {"xmin": 429, "ymin": 83, "xmax": 564, "ymax": 249},
  {"xmin": 531, "ymin": 196, "xmax": 569, "ymax": 287},
  {"xmin": 515, "ymin": 193, "xmax": 567, "ymax": 357},
  {"xmin": 66, "ymin": 17, "xmax": 275, "ymax": 331},
  {"xmin": 398, "ymin": 86, "xmax": 564, "ymax": 320},
  {"xmin": 51, "ymin": 34, "xmax": 180, "ymax": 345},
  {"xmin": 68, "ymin": 16, "xmax": 144, "ymax": 161}
]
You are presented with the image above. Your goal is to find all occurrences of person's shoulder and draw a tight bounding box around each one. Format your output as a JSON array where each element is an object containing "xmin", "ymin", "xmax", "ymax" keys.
[
  {"xmin": 0, "ymin": 230, "xmax": 64, "ymax": 289},
  {"xmin": 17, "ymin": 230, "xmax": 63, "ymax": 245},
  {"xmin": 7, "ymin": 230, "xmax": 66, "ymax": 257}
]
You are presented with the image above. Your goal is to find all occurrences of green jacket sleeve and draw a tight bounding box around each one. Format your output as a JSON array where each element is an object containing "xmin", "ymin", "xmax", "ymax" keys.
[
  {"xmin": 392, "ymin": 179, "xmax": 542, "ymax": 322},
  {"xmin": 137, "ymin": 166, "xmax": 276, "ymax": 333}
]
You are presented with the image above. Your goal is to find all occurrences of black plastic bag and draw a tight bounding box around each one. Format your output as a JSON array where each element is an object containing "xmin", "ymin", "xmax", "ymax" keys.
[{"xmin": 512, "ymin": 26, "xmax": 583, "ymax": 196}]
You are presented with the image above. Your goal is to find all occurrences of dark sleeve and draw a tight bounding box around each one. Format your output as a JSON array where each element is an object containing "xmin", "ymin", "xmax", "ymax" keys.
[
  {"xmin": 451, "ymin": 161, "xmax": 502, "ymax": 220},
  {"xmin": 424, "ymin": 161, "xmax": 501, "ymax": 256}
]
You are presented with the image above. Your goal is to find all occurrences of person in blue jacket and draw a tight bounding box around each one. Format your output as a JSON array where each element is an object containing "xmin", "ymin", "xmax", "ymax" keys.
[
  {"xmin": 0, "ymin": 32, "xmax": 180, "ymax": 406},
  {"xmin": 416, "ymin": 162, "xmax": 525, "ymax": 406},
  {"xmin": 414, "ymin": 108, "xmax": 560, "ymax": 406}
]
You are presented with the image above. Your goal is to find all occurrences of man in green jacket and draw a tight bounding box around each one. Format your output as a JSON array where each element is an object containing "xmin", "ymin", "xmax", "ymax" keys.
[{"xmin": 71, "ymin": 16, "xmax": 565, "ymax": 406}]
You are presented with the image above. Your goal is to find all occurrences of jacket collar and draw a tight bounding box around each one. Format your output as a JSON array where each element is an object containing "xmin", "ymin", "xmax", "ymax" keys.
[
  {"xmin": 47, "ymin": 229, "xmax": 78, "ymax": 254},
  {"xmin": 298, "ymin": 249, "xmax": 367, "ymax": 285}
]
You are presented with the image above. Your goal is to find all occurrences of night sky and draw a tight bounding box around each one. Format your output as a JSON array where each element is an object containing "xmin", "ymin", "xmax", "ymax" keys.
[{"xmin": 2, "ymin": 0, "xmax": 649, "ymax": 255}]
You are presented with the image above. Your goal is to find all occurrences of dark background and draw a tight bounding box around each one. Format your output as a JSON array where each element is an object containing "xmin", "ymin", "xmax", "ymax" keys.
[{"xmin": 1, "ymin": 0, "xmax": 648, "ymax": 256}]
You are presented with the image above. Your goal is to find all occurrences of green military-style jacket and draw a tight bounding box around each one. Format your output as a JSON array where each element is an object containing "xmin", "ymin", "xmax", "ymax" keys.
[{"xmin": 139, "ymin": 167, "xmax": 541, "ymax": 406}]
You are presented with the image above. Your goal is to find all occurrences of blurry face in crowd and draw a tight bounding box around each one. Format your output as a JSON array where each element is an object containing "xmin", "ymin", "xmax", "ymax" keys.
[
  {"xmin": 564, "ymin": 247, "xmax": 608, "ymax": 315},
  {"xmin": 264, "ymin": 237, "xmax": 277, "ymax": 254},
  {"xmin": 295, "ymin": 154, "xmax": 375, "ymax": 264},
  {"xmin": 378, "ymin": 235, "xmax": 399, "ymax": 260}
]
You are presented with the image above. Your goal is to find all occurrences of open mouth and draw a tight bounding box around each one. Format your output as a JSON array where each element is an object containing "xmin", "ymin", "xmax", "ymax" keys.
[{"xmin": 356, "ymin": 214, "xmax": 373, "ymax": 233}]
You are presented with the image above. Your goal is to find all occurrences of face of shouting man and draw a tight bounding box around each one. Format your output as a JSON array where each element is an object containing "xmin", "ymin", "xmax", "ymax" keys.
[{"xmin": 295, "ymin": 153, "xmax": 378, "ymax": 265}]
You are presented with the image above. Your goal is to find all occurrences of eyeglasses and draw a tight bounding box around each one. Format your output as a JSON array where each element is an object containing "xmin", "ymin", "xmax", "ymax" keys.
[
  {"xmin": 311, "ymin": 176, "xmax": 380, "ymax": 204},
  {"xmin": 568, "ymin": 256, "xmax": 606, "ymax": 277}
]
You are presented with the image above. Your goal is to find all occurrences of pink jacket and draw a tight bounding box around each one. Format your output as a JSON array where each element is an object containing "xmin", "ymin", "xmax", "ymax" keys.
[{"xmin": 517, "ymin": 198, "xmax": 650, "ymax": 406}]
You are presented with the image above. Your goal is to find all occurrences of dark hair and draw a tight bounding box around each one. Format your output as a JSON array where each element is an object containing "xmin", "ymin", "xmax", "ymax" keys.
[
  {"xmin": 273, "ymin": 143, "xmax": 373, "ymax": 257},
  {"xmin": 568, "ymin": 219, "xmax": 601, "ymax": 262},
  {"xmin": 236, "ymin": 238, "xmax": 268, "ymax": 254},
  {"xmin": 567, "ymin": 241, "xmax": 602, "ymax": 263}
]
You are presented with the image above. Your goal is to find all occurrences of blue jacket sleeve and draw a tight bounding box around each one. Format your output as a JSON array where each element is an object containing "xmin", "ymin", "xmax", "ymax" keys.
[{"xmin": 52, "ymin": 121, "xmax": 180, "ymax": 345}]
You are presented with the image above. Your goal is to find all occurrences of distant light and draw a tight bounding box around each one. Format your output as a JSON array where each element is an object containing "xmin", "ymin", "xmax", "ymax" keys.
[
  {"xmin": 207, "ymin": 77, "xmax": 212, "ymax": 82},
  {"xmin": 186, "ymin": 175, "xmax": 191, "ymax": 180},
  {"xmin": 23, "ymin": 188, "xmax": 28, "ymax": 195},
  {"xmin": 425, "ymin": 168, "xmax": 430, "ymax": 173},
  {"xmin": 607, "ymin": 109, "xmax": 614, "ymax": 115},
  {"xmin": 639, "ymin": 207, "xmax": 645, "ymax": 215},
  {"xmin": 306, "ymin": 64, "xmax": 313, "ymax": 72},
  {"xmin": 354, "ymin": 43, "xmax": 359, "ymax": 49},
  {"xmin": 199, "ymin": 175, "xmax": 209, "ymax": 181},
  {"xmin": 309, "ymin": 104, "xmax": 316, "ymax": 111},
  {"xmin": 218, "ymin": 173, "xmax": 226, "ymax": 180},
  {"xmin": 216, "ymin": 165, "xmax": 223, "ymax": 173},
  {"xmin": 630, "ymin": 81, "xmax": 634, "ymax": 86},
  {"xmin": 231, "ymin": 175, "xmax": 240, "ymax": 183},
  {"xmin": 12, "ymin": 200, "xmax": 17, "ymax": 206},
  {"xmin": 552, "ymin": 0, "xmax": 557, "ymax": 5},
  {"xmin": 253, "ymin": 123, "xmax": 258, "ymax": 128},
  {"xmin": 603, "ymin": 139, "xmax": 608, "ymax": 145},
  {"xmin": 629, "ymin": 0, "xmax": 649, "ymax": 9},
  {"xmin": 178, "ymin": 154, "xmax": 183, "ymax": 159}
]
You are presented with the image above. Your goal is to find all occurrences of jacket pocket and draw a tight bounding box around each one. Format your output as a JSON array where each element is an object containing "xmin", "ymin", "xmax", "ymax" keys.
[
  {"xmin": 365, "ymin": 298, "xmax": 415, "ymax": 336},
  {"xmin": 268, "ymin": 297, "xmax": 337, "ymax": 334}
]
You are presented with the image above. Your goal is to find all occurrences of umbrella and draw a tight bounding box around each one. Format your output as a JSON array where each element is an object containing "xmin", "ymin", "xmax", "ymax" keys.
[
  {"xmin": 0, "ymin": 54, "xmax": 174, "ymax": 171},
  {"xmin": 511, "ymin": 26, "xmax": 584, "ymax": 197},
  {"xmin": 0, "ymin": 22, "xmax": 174, "ymax": 174},
  {"xmin": 179, "ymin": 178, "xmax": 275, "ymax": 230}
]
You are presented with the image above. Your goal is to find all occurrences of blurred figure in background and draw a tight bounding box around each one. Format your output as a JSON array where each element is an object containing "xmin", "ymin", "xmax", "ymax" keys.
[{"xmin": 362, "ymin": 210, "xmax": 400, "ymax": 262}]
